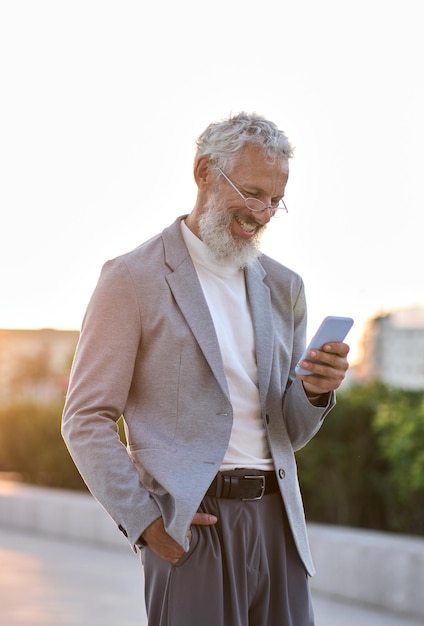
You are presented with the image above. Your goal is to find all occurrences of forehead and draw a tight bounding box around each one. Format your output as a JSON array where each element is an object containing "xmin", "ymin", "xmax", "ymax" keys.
[{"xmin": 228, "ymin": 143, "xmax": 289, "ymax": 184}]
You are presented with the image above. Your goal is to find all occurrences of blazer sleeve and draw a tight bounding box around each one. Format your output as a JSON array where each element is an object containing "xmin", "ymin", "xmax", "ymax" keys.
[{"xmin": 61, "ymin": 258, "xmax": 161, "ymax": 550}]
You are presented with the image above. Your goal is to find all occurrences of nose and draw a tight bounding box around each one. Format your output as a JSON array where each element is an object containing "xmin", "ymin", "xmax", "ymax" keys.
[{"xmin": 252, "ymin": 206, "xmax": 273, "ymax": 225}]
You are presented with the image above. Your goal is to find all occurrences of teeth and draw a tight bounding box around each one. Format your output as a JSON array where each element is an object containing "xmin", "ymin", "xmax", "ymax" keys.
[{"xmin": 235, "ymin": 215, "xmax": 256, "ymax": 232}]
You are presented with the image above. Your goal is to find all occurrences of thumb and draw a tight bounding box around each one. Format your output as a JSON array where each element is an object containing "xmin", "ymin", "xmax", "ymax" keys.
[{"xmin": 192, "ymin": 512, "xmax": 218, "ymax": 526}]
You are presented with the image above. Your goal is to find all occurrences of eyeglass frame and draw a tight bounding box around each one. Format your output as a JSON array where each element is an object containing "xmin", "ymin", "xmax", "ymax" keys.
[{"xmin": 216, "ymin": 166, "xmax": 288, "ymax": 217}]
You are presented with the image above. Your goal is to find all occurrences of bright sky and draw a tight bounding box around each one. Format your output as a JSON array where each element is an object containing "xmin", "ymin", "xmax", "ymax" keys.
[{"xmin": 1, "ymin": 0, "xmax": 423, "ymax": 363}]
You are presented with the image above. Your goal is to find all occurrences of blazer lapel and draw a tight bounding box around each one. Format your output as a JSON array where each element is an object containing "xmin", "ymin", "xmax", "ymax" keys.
[
  {"xmin": 245, "ymin": 261, "xmax": 274, "ymax": 408},
  {"xmin": 162, "ymin": 219, "xmax": 230, "ymax": 400},
  {"xmin": 162, "ymin": 218, "xmax": 274, "ymax": 405}
]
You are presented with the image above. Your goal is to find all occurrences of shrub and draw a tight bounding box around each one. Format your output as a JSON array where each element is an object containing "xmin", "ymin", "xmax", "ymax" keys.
[
  {"xmin": 297, "ymin": 382, "xmax": 424, "ymax": 536},
  {"xmin": 0, "ymin": 402, "xmax": 86, "ymax": 490}
]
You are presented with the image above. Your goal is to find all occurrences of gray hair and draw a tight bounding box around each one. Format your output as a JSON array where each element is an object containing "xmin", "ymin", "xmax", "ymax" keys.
[{"xmin": 195, "ymin": 112, "xmax": 294, "ymax": 171}]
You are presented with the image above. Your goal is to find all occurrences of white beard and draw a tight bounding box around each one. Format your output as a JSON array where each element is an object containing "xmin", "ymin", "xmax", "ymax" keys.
[{"xmin": 198, "ymin": 198, "xmax": 265, "ymax": 268}]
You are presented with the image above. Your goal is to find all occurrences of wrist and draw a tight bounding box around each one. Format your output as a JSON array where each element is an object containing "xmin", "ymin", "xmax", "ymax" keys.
[
  {"xmin": 306, "ymin": 391, "xmax": 329, "ymax": 406},
  {"xmin": 303, "ymin": 382, "xmax": 329, "ymax": 405}
]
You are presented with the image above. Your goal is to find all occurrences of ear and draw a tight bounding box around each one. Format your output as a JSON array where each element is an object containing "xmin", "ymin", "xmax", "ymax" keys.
[{"xmin": 193, "ymin": 155, "xmax": 213, "ymax": 189}]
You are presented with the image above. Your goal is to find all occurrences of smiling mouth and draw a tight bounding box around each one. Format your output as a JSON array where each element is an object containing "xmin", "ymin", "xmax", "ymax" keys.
[{"xmin": 234, "ymin": 214, "xmax": 259, "ymax": 234}]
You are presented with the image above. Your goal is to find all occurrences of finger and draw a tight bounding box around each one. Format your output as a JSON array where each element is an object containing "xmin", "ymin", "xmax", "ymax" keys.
[
  {"xmin": 191, "ymin": 512, "xmax": 218, "ymax": 526},
  {"xmin": 305, "ymin": 347, "xmax": 349, "ymax": 373},
  {"xmin": 322, "ymin": 341, "xmax": 350, "ymax": 357},
  {"xmin": 302, "ymin": 359, "xmax": 347, "ymax": 382},
  {"xmin": 300, "ymin": 361, "xmax": 347, "ymax": 392}
]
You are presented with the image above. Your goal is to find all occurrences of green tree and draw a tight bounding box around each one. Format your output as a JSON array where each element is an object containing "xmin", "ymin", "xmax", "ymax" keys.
[
  {"xmin": 297, "ymin": 382, "xmax": 391, "ymax": 529},
  {"xmin": 374, "ymin": 391, "xmax": 424, "ymax": 533},
  {"xmin": 297, "ymin": 382, "xmax": 424, "ymax": 535}
]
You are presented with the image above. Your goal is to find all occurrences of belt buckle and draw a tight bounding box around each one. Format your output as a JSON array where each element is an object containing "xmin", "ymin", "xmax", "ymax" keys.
[{"xmin": 242, "ymin": 475, "xmax": 266, "ymax": 501}]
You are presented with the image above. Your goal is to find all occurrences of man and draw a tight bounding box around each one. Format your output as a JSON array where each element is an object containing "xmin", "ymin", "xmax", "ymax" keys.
[{"xmin": 62, "ymin": 112, "xmax": 349, "ymax": 625}]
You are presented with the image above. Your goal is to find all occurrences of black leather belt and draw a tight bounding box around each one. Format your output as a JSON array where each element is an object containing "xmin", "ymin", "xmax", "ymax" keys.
[{"xmin": 206, "ymin": 470, "xmax": 279, "ymax": 501}]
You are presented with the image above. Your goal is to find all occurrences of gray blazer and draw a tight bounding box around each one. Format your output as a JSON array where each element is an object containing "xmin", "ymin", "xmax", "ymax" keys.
[{"xmin": 62, "ymin": 216, "xmax": 334, "ymax": 576}]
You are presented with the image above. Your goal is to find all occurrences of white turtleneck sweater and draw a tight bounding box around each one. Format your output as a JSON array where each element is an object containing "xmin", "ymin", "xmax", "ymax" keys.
[{"xmin": 181, "ymin": 220, "xmax": 273, "ymax": 471}]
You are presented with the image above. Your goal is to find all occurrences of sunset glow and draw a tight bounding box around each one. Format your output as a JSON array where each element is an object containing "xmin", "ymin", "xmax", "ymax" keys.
[{"xmin": 1, "ymin": 1, "xmax": 423, "ymax": 365}]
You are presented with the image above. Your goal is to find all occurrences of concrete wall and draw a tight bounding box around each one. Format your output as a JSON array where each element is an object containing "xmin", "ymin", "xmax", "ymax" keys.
[
  {"xmin": 308, "ymin": 523, "xmax": 424, "ymax": 621},
  {"xmin": 1, "ymin": 480, "xmax": 423, "ymax": 621},
  {"xmin": 0, "ymin": 481, "xmax": 123, "ymax": 551}
]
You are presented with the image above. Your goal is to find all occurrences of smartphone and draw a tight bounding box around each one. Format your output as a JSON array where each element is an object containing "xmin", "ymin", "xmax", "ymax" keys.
[{"xmin": 295, "ymin": 316, "xmax": 354, "ymax": 375}]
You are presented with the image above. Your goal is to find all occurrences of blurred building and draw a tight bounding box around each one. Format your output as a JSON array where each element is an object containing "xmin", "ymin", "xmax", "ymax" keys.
[
  {"xmin": 3, "ymin": 311, "xmax": 424, "ymax": 402},
  {"xmin": 0, "ymin": 329, "xmax": 79, "ymax": 404},
  {"xmin": 353, "ymin": 307, "xmax": 424, "ymax": 390}
]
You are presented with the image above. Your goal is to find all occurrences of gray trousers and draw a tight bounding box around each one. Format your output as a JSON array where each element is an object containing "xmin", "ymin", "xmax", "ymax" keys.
[{"xmin": 141, "ymin": 492, "xmax": 315, "ymax": 626}]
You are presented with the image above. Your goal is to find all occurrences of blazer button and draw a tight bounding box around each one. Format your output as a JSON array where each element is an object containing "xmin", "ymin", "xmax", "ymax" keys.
[{"xmin": 278, "ymin": 468, "xmax": 285, "ymax": 479}]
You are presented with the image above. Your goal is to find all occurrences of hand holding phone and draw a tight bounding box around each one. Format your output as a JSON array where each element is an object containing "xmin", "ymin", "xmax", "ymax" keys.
[{"xmin": 295, "ymin": 316, "xmax": 354, "ymax": 376}]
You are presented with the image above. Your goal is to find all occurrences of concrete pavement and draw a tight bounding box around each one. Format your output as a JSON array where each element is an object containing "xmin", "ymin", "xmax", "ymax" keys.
[{"xmin": 1, "ymin": 527, "xmax": 423, "ymax": 626}]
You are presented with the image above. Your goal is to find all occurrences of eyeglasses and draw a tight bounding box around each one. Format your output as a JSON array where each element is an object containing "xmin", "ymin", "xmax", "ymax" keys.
[{"xmin": 216, "ymin": 167, "xmax": 288, "ymax": 217}]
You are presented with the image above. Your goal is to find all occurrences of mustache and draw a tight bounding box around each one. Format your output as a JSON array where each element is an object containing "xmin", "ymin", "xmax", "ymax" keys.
[{"xmin": 198, "ymin": 200, "xmax": 265, "ymax": 267}]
